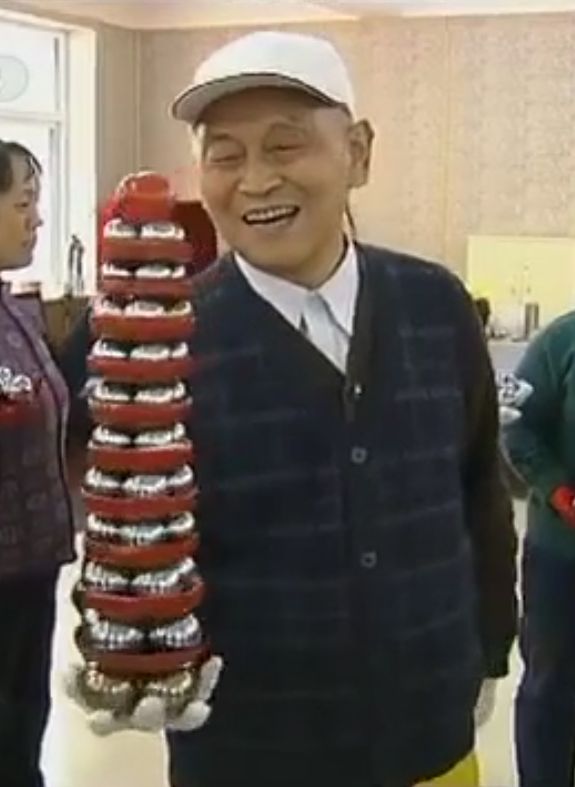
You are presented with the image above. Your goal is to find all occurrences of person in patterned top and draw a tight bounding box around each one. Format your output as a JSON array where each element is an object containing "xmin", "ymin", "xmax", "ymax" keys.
[{"xmin": 0, "ymin": 140, "xmax": 75, "ymax": 787}]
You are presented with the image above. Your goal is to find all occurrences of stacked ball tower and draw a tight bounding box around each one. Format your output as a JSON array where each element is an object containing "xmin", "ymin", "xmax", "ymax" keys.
[{"xmin": 68, "ymin": 172, "xmax": 221, "ymax": 734}]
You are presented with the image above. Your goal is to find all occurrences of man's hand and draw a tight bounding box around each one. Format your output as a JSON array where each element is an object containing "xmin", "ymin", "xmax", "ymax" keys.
[
  {"xmin": 64, "ymin": 656, "xmax": 223, "ymax": 736},
  {"xmin": 474, "ymin": 678, "xmax": 497, "ymax": 728}
]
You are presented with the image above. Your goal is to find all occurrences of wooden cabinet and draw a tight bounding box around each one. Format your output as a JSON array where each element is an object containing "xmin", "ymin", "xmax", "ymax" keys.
[{"xmin": 467, "ymin": 235, "xmax": 575, "ymax": 331}]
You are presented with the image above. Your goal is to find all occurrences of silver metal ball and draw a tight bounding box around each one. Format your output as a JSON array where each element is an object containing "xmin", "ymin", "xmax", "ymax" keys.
[
  {"xmin": 124, "ymin": 300, "xmax": 167, "ymax": 317},
  {"xmin": 169, "ymin": 465, "xmax": 194, "ymax": 491},
  {"xmin": 131, "ymin": 558, "xmax": 197, "ymax": 596},
  {"xmin": 80, "ymin": 664, "xmax": 136, "ymax": 714},
  {"xmin": 122, "ymin": 474, "xmax": 169, "ymax": 497},
  {"xmin": 83, "ymin": 560, "xmax": 130, "ymax": 592},
  {"xmin": 84, "ymin": 468, "xmax": 123, "ymax": 495},
  {"xmin": 170, "ymin": 343, "xmax": 189, "ymax": 360},
  {"xmin": 97, "ymin": 299, "xmax": 123, "ymax": 316},
  {"xmin": 165, "ymin": 512, "xmax": 195, "ymax": 539},
  {"xmin": 149, "ymin": 613, "xmax": 201, "ymax": 650},
  {"xmin": 91, "ymin": 382, "xmax": 132, "ymax": 404},
  {"xmin": 133, "ymin": 385, "xmax": 179, "ymax": 404},
  {"xmin": 171, "ymin": 265, "xmax": 187, "ymax": 280},
  {"xmin": 102, "ymin": 263, "xmax": 133, "ymax": 279},
  {"xmin": 141, "ymin": 222, "xmax": 185, "ymax": 241},
  {"xmin": 116, "ymin": 522, "xmax": 168, "ymax": 546},
  {"xmin": 134, "ymin": 263, "xmax": 175, "ymax": 280},
  {"xmin": 134, "ymin": 427, "xmax": 177, "ymax": 448},
  {"xmin": 130, "ymin": 344, "xmax": 172, "ymax": 362},
  {"xmin": 86, "ymin": 615, "xmax": 145, "ymax": 652},
  {"xmin": 92, "ymin": 340, "xmax": 129, "ymax": 360},
  {"xmin": 91, "ymin": 425, "xmax": 132, "ymax": 447},
  {"xmin": 104, "ymin": 218, "xmax": 138, "ymax": 239},
  {"xmin": 144, "ymin": 670, "xmax": 196, "ymax": 714}
]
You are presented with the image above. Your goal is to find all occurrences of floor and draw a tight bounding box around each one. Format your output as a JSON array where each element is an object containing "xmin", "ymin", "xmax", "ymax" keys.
[{"xmin": 41, "ymin": 505, "xmax": 527, "ymax": 787}]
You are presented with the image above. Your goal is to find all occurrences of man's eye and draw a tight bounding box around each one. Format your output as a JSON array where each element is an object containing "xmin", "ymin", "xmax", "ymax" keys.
[
  {"xmin": 213, "ymin": 155, "xmax": 241, "ymax": 164},
  {"xmin": 206, "ymin": 147, "xmax": 243, "ymax": 165},
  {"xmin": 269, "ymin": 142, "xmax": 304, "ymax": 156}
]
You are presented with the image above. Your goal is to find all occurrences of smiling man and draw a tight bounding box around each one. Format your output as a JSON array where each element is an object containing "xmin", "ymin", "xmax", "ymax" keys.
[
  {"xmin": 163, "ymin": 31, "xmax": 518, "ymax": 787},
  {"xmin": 193, "ymin": 86, "xmax": 369, "ymax": 290},
  {"xmin": 60, "ymin": 30, "xmax": 517, "ymax": 787}
]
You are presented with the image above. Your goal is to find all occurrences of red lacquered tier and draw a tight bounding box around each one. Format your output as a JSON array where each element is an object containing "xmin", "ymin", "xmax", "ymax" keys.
[
  {"xmin": 88, "ymin": 356, "xmax": 194, "ymax": 384},
  {"xmin": 89, "ymin": 399, "xmax": 192, "ymax": 429},
  {"xmin": 100, "ymin": 277, "xmax": 195, "ymax": 300},
  {"xmin": 85, "ymin": 533, "xmax": 199, "ymax": 569},
  {"xmin": 102, "ymin": 237, "xmax": 194, "ymax": 263},
  {"xmin": 88, "ymin": 441, "xmax": 193, "ymax": 473},
  {"xmin": 91, "ymin": 312, "xmax": 195, "ymax": 343},
  {"xmin": 77, "ymin": 579, "xmax": 205, "ymax": 624},
  {"xmin": 76, "ymin": 632, "xmax": 207, "ymax": 675},
  {"xmin": 83, "ymin": 489, "xmax": 197, "ymax": 521}
]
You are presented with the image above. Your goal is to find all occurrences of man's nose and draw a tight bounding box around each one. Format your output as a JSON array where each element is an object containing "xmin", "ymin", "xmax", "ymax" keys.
[{"xmin": 238, "ymin": 156, "xmax": 283, "ymax": 197}]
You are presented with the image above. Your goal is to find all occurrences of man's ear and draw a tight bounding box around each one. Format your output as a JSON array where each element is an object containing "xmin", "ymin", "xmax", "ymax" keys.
[{"xmin": 348, "ymin": 120, "xmax": 374, "ymax": 190}]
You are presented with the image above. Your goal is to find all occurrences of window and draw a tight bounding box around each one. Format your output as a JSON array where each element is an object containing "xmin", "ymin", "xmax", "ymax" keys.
[{"xmin": 0, "ymin": 16, "xmax": 96, "ymax": 298}]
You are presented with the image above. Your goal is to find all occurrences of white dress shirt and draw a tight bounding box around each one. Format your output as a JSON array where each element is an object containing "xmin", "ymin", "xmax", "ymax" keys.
[{"xmin": 235, "ymin": 243, "xmax": 359, "ymax": 373}]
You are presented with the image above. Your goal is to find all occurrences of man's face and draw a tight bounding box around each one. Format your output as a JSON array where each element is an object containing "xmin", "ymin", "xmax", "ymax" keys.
[
  {"xmin": 0, "ymin": 154, "xmax": 42, "ymax": 271},
  {"xmin": 196, "ymin": 87, "xmax": 372, "ymax": 282}
]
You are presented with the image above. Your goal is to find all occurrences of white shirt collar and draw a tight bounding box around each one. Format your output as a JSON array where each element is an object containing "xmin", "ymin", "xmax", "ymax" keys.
[{"xmin": 235, "ymin": 242, "xmax": 359, "ymax": 337}]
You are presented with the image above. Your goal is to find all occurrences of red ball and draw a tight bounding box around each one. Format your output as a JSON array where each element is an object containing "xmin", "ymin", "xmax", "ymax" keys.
[{"xmin": 116, "ymin": 171, "xmax": 175, "ymax": 224}]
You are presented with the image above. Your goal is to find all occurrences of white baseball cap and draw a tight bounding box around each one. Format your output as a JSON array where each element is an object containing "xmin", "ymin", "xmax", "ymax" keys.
[{"xmin": 171, "ymin": 31, "xmax": 356, "ymax": 126}]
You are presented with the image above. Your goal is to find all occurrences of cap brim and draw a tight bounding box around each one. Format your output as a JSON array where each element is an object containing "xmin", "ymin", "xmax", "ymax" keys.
[{"xmin": 171, "ymin": 73, "xmax": 338, "ymax": 126}]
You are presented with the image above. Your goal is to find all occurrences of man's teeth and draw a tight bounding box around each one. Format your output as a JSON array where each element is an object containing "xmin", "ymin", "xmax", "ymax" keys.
[{"xmin": 243, "ymin": 207, "xmax": 298, "ymax": 225}]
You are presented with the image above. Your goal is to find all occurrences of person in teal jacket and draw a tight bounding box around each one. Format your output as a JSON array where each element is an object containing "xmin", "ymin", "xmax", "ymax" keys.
[{"xmin": 505, "ymin": 312, "xmax": 575, "ymax": 787}]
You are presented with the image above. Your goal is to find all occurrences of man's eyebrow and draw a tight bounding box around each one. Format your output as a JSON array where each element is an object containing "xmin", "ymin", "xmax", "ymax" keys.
[
  {"xmin": 203, "ymin": 114, "xmax": 310, "ymax": 137},
  {"xmin": 266, "ymin": 120, "xmax": 310, "ymax": 133},
  {"xmin": 203, "ymin": 131, "xmax": 237, "ymax": 144}
]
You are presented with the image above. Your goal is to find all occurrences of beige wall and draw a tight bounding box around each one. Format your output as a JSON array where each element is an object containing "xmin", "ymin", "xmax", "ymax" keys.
[
  {"xmin": 138, "ymin": 13, "xmax": 575, "ymax": 275},
  {"xmin": 96, "ymin": 23, "xmax": 139, "ymax": 198}
]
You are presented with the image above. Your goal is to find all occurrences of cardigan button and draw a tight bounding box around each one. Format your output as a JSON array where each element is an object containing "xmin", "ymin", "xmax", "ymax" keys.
[
  {"xmin": 360, "ymin": 551, "xmax": 378, "ymax": 569},
  {"xmin": 351, "ymin": 446, "xmax": 368, "ymax": 465}
]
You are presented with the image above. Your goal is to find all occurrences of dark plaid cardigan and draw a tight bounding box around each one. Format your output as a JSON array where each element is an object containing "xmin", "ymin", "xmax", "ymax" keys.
[{"xmin": 61, "ymin": 245, "xmax": 516, "ymax": 787}]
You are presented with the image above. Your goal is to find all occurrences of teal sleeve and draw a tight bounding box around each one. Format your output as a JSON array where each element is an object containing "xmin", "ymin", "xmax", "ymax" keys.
[{"xmin": 504, "ymin": 326, "xmax": 572, "ymax": 503}]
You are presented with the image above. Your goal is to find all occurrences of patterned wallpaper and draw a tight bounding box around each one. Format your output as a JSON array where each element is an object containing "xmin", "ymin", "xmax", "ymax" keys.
[
  {"xmin": 139, "ymin": 13, "xmax": 575, "ymax": 274},
  {"xmin": 445, "ymin": 14, "xmax": 575, "ymax": 271}
]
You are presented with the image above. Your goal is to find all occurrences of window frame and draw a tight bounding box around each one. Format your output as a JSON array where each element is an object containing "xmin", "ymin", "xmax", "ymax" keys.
[{"xmin": 0, "ymin": 19, "xmax": 70, "ymax": 297}]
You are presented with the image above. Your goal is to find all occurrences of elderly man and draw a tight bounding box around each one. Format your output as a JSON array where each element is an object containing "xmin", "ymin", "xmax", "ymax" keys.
[{"xmin": 62, "ymin": 31, "xmax": 516, "ymax": 787}]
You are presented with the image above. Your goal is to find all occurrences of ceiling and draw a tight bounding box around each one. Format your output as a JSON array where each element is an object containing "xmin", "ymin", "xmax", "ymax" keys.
[{"xmin": 3, "ymin": 0, "xmax": 575, "ymax": 29}]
